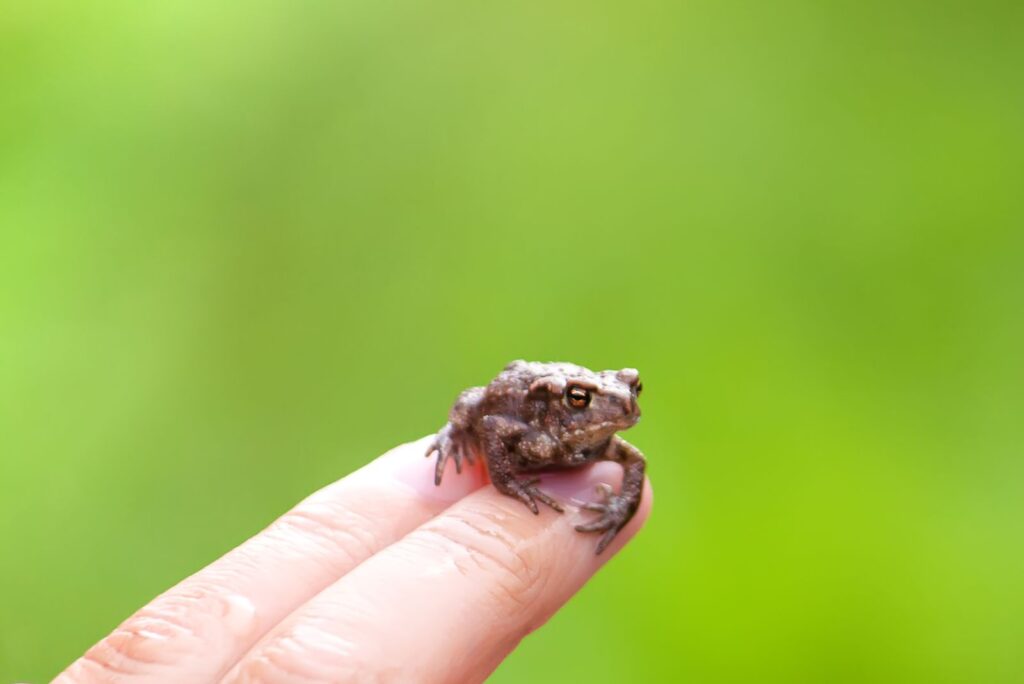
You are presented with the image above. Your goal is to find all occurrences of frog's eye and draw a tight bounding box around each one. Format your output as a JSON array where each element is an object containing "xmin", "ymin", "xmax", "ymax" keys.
[
  {"xmin": 567, "ymin": 385, "xmax": 591, "ymax": 409},
  {"xmin": 636, "ymin": 382, "xmax": 643, "ymax": 396}
]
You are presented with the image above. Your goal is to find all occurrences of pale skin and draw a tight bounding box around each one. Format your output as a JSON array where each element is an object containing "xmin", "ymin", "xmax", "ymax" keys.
[{"xmin": 53, "ymin": 436, "xmax": 652, "ymax": 684}]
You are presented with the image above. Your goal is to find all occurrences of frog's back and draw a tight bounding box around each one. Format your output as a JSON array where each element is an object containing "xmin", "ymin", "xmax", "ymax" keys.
[{"xmin": 479, "ymin": 363, "xmax": 531, "ymax": 417}]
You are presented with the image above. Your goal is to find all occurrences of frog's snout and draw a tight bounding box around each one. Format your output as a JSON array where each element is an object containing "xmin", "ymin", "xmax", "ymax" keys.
[
  {"xmin": 615, "ymin": 391, "xmax": 641, "ymax": 422},
  {"xmin": 617, "ymin": 368, "xmax": 640, "ymax": 385},
  {"xmin": 629, "ymin": 397, "xmax": 641, "ymax": 423}
]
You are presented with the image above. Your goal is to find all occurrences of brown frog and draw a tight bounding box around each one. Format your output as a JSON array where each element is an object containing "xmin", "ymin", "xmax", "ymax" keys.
[{"xmin": 425, "ymin": 360, "xmax": 646, "ymax": 554}]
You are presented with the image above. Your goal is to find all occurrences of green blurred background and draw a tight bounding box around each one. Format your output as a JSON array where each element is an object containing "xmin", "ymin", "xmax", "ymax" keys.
[{"xmin": 2, "ymin": 0, "xmax": 1022, "ymax": 682}]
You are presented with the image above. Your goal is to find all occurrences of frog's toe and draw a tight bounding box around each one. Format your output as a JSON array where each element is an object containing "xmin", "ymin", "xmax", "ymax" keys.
[
  {"xmin": 451, "ymin": 445, "xmax": 463, "ymax": 474},
  {"xmin": 528, "ymin": 486, "xmax": 564, "ymax": 513},
  {"xmin": 433, "ymin": 448, "xmax": 449, "ymax": 486},
  {"xmin": 513, "ymin": 488, "xmax": 540, "ymax": 515},
  {"xmin": 595, "ymin": 527, "xmax": 619, "ymax": 555},
  {"xmin": 431, "ymin": 427, "xmax": 477, "ymax": 485},
  {"xmin": 574, "ymin": 486, "xmax": 632, "ymax": 553},
  {"xmin": 575, "ymin": 510, "xmax": 626, "ymax": 554},
  {"xmin": 509, "ymin": 478, "xmax": 563, "ymax": 514},
  {"xmin": 574, "ymin": 515, "xmax": 617, "ymax": 533}
]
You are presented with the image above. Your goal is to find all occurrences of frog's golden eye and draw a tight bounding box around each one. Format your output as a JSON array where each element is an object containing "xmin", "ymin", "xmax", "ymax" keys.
[
  {"xmin": 567, "ymin": 385, "xmax": 591, "ymax": 409},
  {"xmin": 636, "ymin": 382, "xmax": 643, "ymax": 396}
]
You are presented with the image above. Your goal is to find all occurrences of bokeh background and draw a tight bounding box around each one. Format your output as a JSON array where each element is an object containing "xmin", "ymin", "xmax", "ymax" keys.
[{"xmin": 2, "ymin": 1, "xmax": 1022, "ymax": 682}]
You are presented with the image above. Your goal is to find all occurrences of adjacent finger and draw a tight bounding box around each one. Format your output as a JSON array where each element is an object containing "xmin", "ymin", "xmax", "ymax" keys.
[
  {"xmin": 55, "ymin": 437, "xmax": 485, "ymax": 684},
  {"xmin": 223, "ymin": 462, "xmax": 653, "ymax": 684}
]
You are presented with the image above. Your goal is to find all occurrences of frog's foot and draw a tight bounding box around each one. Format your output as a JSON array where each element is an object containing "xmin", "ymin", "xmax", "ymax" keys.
[
  {"xmin": 425, "ymin": 425, "xmax": 475, "ymax": 485},
  {"xmin": 574, "ymin": 483, "xmax": 635, "ymax": 554},
  {"xmin": 510, "ymin": 477, "xmax": 564, "ymax": 515}
]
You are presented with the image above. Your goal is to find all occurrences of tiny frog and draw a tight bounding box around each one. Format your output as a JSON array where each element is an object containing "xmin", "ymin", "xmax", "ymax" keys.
[{"xmin": 426, "ymin": 360, "xmax": 646, "ymax": 554}]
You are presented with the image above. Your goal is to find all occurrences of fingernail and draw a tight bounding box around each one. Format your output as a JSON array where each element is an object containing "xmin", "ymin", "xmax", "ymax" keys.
[
  {"xmin": 381, "ymin": 437, "xmax": 487, "ymax": 503},
  {"xmin": 528, "ymin": 461, "xmax": 622, "ymax": 503}
]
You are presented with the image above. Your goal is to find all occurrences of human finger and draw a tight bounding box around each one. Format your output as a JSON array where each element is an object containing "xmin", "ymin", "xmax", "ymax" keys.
[
  {"xmin": 55, "ymin": 436, "xmax": 485, "ymax": 684},
  {"xmin": 223, "ymin": 462, "xmax": 653, "ymax": 684}
]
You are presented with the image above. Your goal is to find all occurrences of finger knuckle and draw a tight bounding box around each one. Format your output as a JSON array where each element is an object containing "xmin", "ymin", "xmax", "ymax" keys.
[
  {"xmin": 229, "ymin": 626, "xmax": 371, "ymax": 684},
  {"xmin": 55, "ymin": 570, "xmax": 261, "ymax": 683},
  {"xmin": 73, "ymin": 581, "xmax": 247, "ymax": 678}
]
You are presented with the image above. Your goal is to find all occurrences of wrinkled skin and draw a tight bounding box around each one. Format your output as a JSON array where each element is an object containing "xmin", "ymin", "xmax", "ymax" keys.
[{"xmin": 426, "ymin": 360, "xmax": 646, "ymax": 554}]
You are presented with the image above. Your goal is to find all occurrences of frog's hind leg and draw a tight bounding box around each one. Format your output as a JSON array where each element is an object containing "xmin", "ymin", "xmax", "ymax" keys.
[{"xmin": 480, "ymin": 415, "xmax": 564, "ymax": 515}]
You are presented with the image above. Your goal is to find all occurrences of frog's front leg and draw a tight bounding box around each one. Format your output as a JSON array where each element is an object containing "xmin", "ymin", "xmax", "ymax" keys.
[
  {"xmin": 576, "ymin": 436, "xmax": 646, "ymax": 554},
  {"xmin": 480, "ymin": 415, "xmax": 564, "ymax": 515},
  {"xmin": 426, "ymin": 386, "xmax": 484, "ymax": 485}
]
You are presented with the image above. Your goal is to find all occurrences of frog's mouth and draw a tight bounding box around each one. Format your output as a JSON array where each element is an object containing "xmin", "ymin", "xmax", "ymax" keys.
[
  {"xmin": 569, "ymin": 416, "xmax": 638, "ymax": 441},
  {"xmin": 616, "ymin": 395, "xmax": 641, "ymax": 427}
]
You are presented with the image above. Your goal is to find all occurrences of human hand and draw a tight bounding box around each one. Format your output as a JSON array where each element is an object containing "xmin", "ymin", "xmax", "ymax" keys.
[{"xmin": 55, "ymin": 436, "xmax": 652, "ymax": 683}]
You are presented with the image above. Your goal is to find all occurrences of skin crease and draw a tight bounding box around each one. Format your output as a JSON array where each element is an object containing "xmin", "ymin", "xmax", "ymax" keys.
[{"xmin": 426, "ymin": 360, "xmax": 647, "ymax": 554}]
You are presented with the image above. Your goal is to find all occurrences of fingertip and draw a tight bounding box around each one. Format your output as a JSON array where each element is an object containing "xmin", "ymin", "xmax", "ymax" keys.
[
  {"xmin": 377, "ymin": 435, "xmax": 487, "ymax": 503},
  {"xmin": 632, "ymin": 477, "xmax": 655, "ymax": 529},
  {"xmin": 571, "ymin": 472, "xmax": 653, "ymax": 558}
]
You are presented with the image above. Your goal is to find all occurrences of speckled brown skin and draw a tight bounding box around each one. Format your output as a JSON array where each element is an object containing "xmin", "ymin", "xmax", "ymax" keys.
[{"xmin": 425, "ymin": 360, "xmax": 646, "ymax": 554}]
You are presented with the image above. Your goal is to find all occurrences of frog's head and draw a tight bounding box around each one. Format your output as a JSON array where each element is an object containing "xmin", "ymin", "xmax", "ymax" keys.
[{"xmin": 526, "ymin": 363, "xmax": 642, "ymax": 449}]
